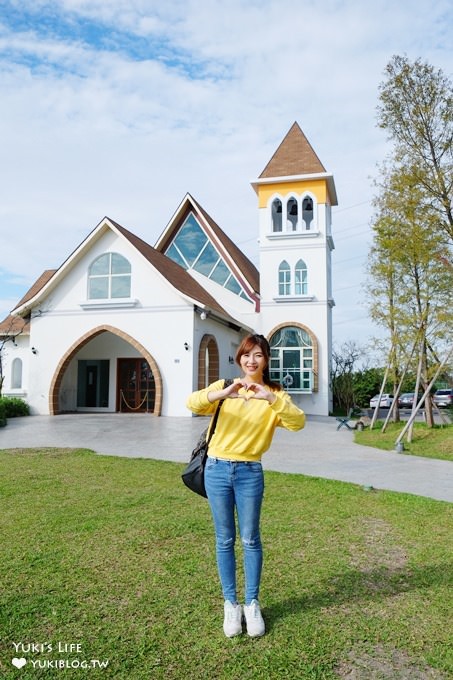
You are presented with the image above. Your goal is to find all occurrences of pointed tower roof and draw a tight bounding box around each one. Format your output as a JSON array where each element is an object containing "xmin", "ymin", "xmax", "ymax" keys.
[
  {"xmin": 259, "ymin": 122, "xmax": 326, "ymax": 178},
  {"xmin": 252, "ymin": 122, "xmax": 337, "ymax": 205}
]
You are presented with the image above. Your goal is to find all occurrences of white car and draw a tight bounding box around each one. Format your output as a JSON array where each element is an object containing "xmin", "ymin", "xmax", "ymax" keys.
[{"xmin": 370, "ymin": 393, "xmax": 394, "ymax": 409}]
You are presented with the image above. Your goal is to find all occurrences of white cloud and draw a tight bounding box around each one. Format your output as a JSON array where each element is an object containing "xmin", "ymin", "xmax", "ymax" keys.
[{"xmin": 0, "ymin": 0, "xmax": 451, "ymax": 346}]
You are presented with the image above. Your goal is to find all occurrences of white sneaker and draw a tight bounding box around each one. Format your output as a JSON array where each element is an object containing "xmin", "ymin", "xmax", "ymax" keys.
[
  {"xmin": 223, "ymin": 601, "xmax": 243, "ymax": 637},
  {"xmin": 243, "ymin": 599, "xmax": 265, "ymax": 637}
]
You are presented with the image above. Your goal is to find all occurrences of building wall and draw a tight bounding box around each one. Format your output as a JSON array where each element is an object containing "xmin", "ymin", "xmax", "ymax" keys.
[{"xmin": 255, "ymin": 181, "xmax": 334, "ymax": 415}]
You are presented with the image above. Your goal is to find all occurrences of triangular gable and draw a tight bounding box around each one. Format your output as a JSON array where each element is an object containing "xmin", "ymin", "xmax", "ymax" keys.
[
  {"xmin": 154, "ymin": 193, "xmax": 260, "ymax": 298},
  {"xmin": 10, "ymin": 217, "xmax": 236, "ymax": 324},
  {"xmin": 108, "ymin": 219, "xmax": 237, "ymax": 320},
  {"xmin": 259, "ymin": 121, "xmax": 326, "ymax": 178}
]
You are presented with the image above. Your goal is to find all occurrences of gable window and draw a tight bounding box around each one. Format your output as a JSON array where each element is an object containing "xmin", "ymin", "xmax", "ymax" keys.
[
  {"xmin": 88, "ymin": 253, "xmax": 131, "ymax": 300},
  {"xmin": 271, "ymin": 198, "xmax": 282, "ymax": 232},
  {"xmin": 11, "ymin": 358, "xmax": 22, "ymax": 389},
  {"xmin": 295, "ymin": 259, "xmax": 308, "ymax": 295},
  {"xmin": 302, "ymin": 197, "xmax": 314, "ymax": 230},
  {"xmin": 278, "ymin": 261, "xmax": 291, "ymax": 296},
  {"xmin": 165, "ymin": 213, "xmax": 252, "ymax": 301},
  {"xmin": 269, "ymin": 326, "xmax": 314, "ymax": 392}
]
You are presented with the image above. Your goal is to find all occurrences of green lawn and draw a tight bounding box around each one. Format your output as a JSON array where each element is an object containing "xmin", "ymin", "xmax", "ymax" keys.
[
  {"xmin": 0, "ymin": 448, "xmax": 452, "ymax": 679},
  {"xmin": 355, "ymin": 421, "xmax": 453, "ymax": 461}
]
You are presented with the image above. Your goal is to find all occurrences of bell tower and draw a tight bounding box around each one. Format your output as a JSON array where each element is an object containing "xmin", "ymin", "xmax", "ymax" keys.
[{"xmin": 251, "ymin": 122, "xmax": 337, "ymax": 415}]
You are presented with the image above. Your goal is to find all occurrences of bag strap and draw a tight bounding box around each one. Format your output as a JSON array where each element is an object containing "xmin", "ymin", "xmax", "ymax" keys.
[{"xmin": 206, "ymin": 378, "xmax": 233, "ymax": 445}]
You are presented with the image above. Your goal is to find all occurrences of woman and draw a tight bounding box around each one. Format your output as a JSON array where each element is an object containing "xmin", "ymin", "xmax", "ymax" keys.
[{"xmin": 186, "ymin": 333, "xmax": 305, "ymax": 638}]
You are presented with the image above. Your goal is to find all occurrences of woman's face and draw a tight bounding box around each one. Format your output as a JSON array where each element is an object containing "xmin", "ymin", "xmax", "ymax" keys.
[{"xmin": 239, "ymin": 344, "xmax": 267, "ymax": 382}]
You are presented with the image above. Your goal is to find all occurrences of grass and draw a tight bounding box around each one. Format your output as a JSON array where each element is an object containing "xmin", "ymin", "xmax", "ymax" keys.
[
  {"xmin": 355, "ymin": 421, "xmax": 453, "ymax": 461},
  {"xmin": 0, "ymin": 447, "xmax": 452, "ymax": 679}
]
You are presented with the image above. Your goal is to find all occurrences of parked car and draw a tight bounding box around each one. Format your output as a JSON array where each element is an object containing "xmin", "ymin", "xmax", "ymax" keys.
[
  {"xmin": 398, "ymin": 392, "xmax": 417, "ymax": 408},
  {"xmin": 433, "ymin": 388, "xmax": 453, "ymax": 408},
  {"xmin": 370, "ymin": 393, "xmax": 394, "ymax": 409}
]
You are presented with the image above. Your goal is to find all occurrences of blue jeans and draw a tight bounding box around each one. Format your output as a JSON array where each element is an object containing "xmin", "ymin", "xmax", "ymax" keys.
[{"xmin": 204, "ymin": 457, "xmax": 264, "ymax": 605}]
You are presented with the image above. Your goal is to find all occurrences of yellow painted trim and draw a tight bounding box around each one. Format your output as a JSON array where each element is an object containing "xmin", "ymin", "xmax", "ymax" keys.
[{"xmin": 258, "ymin": 179, "xmax": 327, "ymax": 208}]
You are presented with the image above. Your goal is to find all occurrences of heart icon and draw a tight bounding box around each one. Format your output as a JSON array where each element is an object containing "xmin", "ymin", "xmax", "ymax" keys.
[{"xmin": 12, "ymin": 658, "xmax": 27, "ymax": 669}]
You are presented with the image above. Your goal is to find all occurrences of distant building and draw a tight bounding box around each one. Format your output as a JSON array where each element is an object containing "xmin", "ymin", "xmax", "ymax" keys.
[{"xmin": 0, "ymin": 122, "xmax": 337, "ymax": 416}]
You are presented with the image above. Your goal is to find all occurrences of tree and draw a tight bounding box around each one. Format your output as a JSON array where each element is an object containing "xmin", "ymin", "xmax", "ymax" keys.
[
  {"xmin": 330, "ymin": 341, "xmax": 364, "ymax": 413},
  {"xmin": 367, "ymin": 56, "xmax": 453, "ymax": 430},
  {"xmin": 377, "ymin": 55, "xmax": 453, "ymax": 244},
  {"xmin": 367, "ymin": 164, "xmax": 452, "ymax": 427}
]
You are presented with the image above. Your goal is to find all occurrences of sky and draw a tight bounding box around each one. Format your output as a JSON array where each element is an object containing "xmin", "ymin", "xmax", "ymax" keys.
[{"xmin": 0, "ymin": 0, "xmax": 451, "ymax": 353}]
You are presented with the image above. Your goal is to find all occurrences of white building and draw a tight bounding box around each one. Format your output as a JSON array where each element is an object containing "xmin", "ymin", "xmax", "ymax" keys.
[{"xmin": 0, "ymin": 122, "xmax": 337, "ymax": 417}]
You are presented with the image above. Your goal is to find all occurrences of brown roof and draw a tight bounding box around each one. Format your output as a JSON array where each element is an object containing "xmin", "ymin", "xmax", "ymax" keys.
[
  {"xmin": 0, "ymin": 314, "xmax": 29, "ymax": 336},
  {"xmin": 259, "ymin": 121, "xmax": 326, "ymax": 178},
  {"xmin": 108, "ymin": 219, "xmax": 236, "ymax": 320},
  {"xmin": 11, "ymin": 270, "xmax": 57, "ymax": 312}
]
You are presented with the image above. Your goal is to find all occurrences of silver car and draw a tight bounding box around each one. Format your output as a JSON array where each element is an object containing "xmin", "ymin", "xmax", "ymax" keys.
[{"xmin": 433, "ymin": 389, "xmax": 453, "ymax": 407}]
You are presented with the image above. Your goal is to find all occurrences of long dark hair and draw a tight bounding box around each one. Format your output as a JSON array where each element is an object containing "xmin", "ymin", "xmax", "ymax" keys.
[{"xmin": 235, "ymin": 334, "xmax": 281, "ymax": 390}]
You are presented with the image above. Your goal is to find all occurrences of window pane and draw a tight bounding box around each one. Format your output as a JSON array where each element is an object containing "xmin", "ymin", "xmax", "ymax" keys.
[
  {"xmin": 111, "ymin": 275, "xmax": 131, "ymax": 298},
  {"xmin": 225, "ymin": 276, "xmax": 242, "ymax": 295},
  {"xmin": 111, "ymin": 253, "xmax": 131, "ymax": 274},
  {"xmin": 194, "ymin": 242, "xmax": 219, "ymax": 276},
  {"xmin": 269, "ymin": 326, "xmax": 314, "ymax": 392},
  {"xmin": 210, "ymin": 260, "xmax": 230, "ymax": 285},
  {"xmin": 167, "ymin": 243, "xmax": 188, "ymax": 269},
  {"xmin": 173, "ymin": 215, "xmax": 207, "ymax": 267},
  {"xmin": 90, "ymin": 254, "xmax": 110, "ymax": 275},
  {"xmin": 89, "ymin": 277, "xmax": 109, "ymax": 299}
]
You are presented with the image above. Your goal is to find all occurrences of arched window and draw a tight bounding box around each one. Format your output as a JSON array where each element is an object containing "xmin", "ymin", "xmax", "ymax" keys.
[
  {"xmin": 295, "ymin": 259, "xmax": 308, "ymax": 295},
  {"xmin": 271, "ymin": 198, "xmax": 282, "ymax": 232},
  {"xmin": 286, "ymin": 198, "xmax": 298, "ymax": 231},
  {"xmin": 88, "ymin": 253, "xmax": 131, "ymax": 300},
  {"xmin": 278, "ymin": 261, "xmax": 291, "ymax": 296},
  {"xmin": 269, "ymin": 326, "xmax": 314, "ymax": 392},
  {"xmin": 11, "ymin": 358, "xmax": 22, "ymax": 389},
  {"xmin": 302, "ymin": 196, "xmax": 314, "ymax": 230}
]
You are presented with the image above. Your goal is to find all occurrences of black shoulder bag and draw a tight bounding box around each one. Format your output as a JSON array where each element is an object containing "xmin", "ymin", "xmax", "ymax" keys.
[{"xmin": 182, "ymin": 379, "xmax": 232, "ymax": 498}]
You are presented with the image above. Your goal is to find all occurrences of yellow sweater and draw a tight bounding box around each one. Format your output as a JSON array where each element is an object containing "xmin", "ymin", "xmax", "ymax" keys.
[{"xmin": 186, "ymin": 379, "xmax": 305, "ymax": 462}]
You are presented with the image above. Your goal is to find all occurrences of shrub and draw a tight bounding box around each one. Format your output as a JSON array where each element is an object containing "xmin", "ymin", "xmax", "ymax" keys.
[
  {"xmin": 0, "ymin": 400, "xmax": 6, "ymax": 427},
  {"xmin": 0, "ymin": 396, "xmax": 30, "ymax": 418}
]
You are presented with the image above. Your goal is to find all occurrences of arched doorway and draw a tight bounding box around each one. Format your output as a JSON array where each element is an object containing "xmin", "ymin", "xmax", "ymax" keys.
[
  {"xmin": 49, "ymin": 325, "xmax": 163, "ymax": 415},
  {"xmin": 198, "ymin": 334, "xmax": 219, "ymax": 389}
]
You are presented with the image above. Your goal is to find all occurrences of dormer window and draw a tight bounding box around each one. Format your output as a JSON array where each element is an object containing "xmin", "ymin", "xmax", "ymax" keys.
[{"xmin": 88, "ymin": 253, "xmax": 131, "ymax": 299}]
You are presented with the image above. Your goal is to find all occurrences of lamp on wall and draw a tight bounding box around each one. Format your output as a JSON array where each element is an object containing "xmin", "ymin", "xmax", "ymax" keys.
[
  {"xmin": 184, "ymin": 342, "xmax": 189, "ymax": 351},
  {"xmin": 31, "ymin": 347, "xmax": 38, "ymax": 355},
  {"xmin": 229, "ymin": 356, "xmax": 235, "ymax": 364},
  {"xmin": 200, "ymin": 311, "xmax": 207, "ymax": 321}
]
